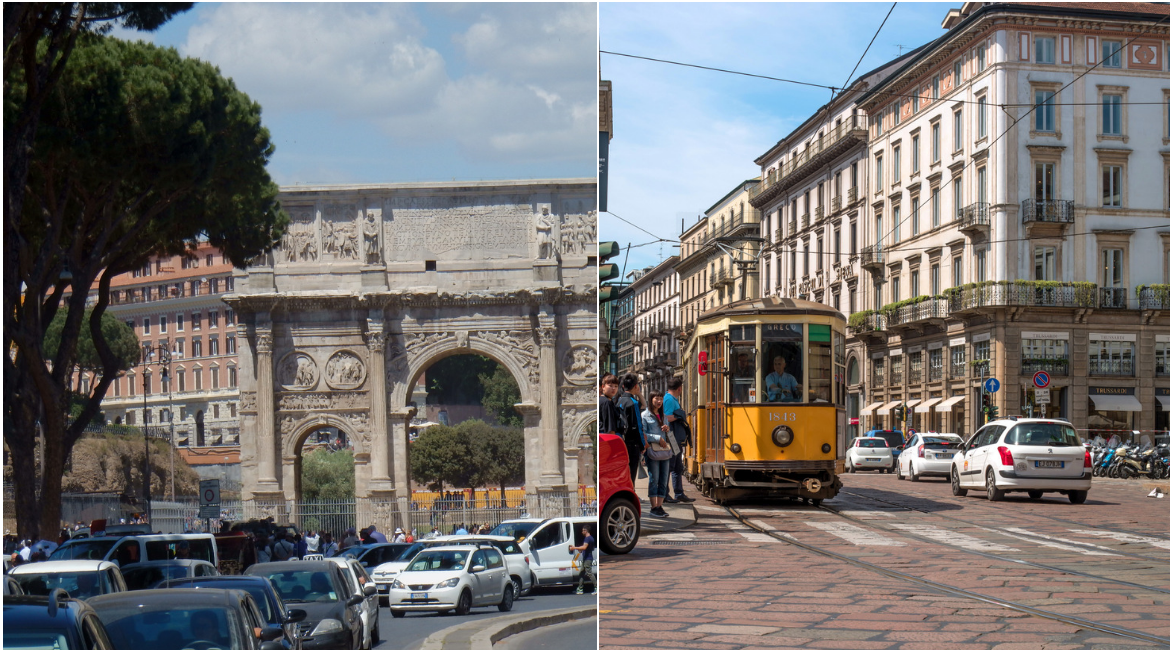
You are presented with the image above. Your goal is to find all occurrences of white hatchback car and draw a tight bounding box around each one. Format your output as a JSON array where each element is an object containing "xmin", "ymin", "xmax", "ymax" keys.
[
  {"xmin": 387, "ymin": 545, "xmax": 514, "ymax": 617},
  {"xmin": 422, "ymin": 535, "xmax": 534, "ymax": 597},
  {"xmin": 898, "ymin": 433, "xmax": 963, "ymax": 481},
  {"xmin": 844, "ymin": 437, "xmax": 893, "ymax": 473},
  {"xmin": 951, "ymin": 418, "xmax": 1091, "ymax": 503},
  {"xmin": 8, "ymin": 560, "xmax": 127, "ymax": 599}
]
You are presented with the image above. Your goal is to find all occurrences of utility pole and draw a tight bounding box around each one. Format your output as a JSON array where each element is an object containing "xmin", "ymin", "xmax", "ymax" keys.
[{"xmin": 139, "ymin": 344, "xmax": 171, "ymax": 524}]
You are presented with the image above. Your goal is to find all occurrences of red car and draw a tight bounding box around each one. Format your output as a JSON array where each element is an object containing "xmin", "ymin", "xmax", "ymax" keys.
[{"xmin": 599, "ymin": 433, "xmax": 640, "ymax": 554}]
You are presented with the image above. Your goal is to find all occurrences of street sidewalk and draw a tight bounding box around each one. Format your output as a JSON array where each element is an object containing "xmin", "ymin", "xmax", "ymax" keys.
[
  {"xmin": 633, "ymin": 466, "xmax": 696, "ymax": 534},
  {"xmin": 417, "ymin": 604, "xmax": 596, "ymax": 650}
]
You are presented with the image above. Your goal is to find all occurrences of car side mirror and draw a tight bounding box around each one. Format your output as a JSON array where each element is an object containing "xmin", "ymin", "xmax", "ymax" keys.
[
  {"xmin": 347, "ymin": 594, "xmax": 364, "ymax": 606},
  {"xmin": 260, "ymin": 627, "xmax": 284, "ymax": 642},
  {"xmin": 469, "ymin": 564, "xmax": 486, "ymax": 574},
  {"xmin": 285, "ymin": 609, "xmax": 307, "ymax": 624},
  {"xmin": 896, "ymin": 446, "xmax": 904, "ymax": 451},
  {"xmin": 363, "ymin": 583, "xmax": 377, "ymax": 596}
]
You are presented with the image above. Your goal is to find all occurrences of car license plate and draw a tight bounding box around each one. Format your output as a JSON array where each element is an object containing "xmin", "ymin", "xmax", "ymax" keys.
[
  {"xmin": 1035, "ymin": 460, "xmax": 1064, "ymax": 468},
  {"xmin": 377, "ymin": 585, "xmax": 388, "ymax": 593},
  {"xmin": 936, "ymin": 453, "xmax": 952, "ymax": 459},
  {"xmin": 410, "ymin": 592, "xmax": 427, "ymax": 601},
  {"xmin": 865, "ymin": 457, "xmax": 879, "ymax": 461}
]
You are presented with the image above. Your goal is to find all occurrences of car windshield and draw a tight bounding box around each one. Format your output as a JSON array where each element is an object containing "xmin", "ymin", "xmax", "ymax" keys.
[
  {"xmin": 857, "ymin": 439, "xmax": 887, "ymax": 448},
  {"xmin": 4, "ymin": 631, "xmax": 73, "ymax": 650},
  {"xmin": 13, "ymin": 572, "xmax": 104, "ymax": 599},
  {"xmin": 488, "ymin": 522, "xmax": 538, "ymax": 541},
  {"xmin": 122, "ymin": 565, "xmax": 190, "ymax": 590},
  {"xmin": 94, "ymin": 602, "xmax": 243, "ymax": 650},
  {"xmin": 406, "ymin": 550, "xmax": 468, "ymax": 572},
  {"xmin": 1012, "ymin": 423, "xmax": 1081, "ymax": 447},
  {"xmin": 872, "ymin": 432, "xmax": 903, "ymax": 448},
  {"xmin": 337, "ymin": 546, "xmax": 367, "ymax": 559},
  {"xmin": 247, "ymin": 569, "xmax": 338, "ymax": 604},
  {"xmin": 50, "ymin": 540, "xmax": 116, "ymax": 561},
  {"xmin": 165, "ymin": 581, "xmax": 278, "ymax": 624}
]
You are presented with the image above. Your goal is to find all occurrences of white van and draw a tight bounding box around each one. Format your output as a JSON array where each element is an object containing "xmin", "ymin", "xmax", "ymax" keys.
[
  {"xmin": 490, "ymin": 517, "xmax": 595, "ymax": 588},
  {"xmin": 48, "ymin": 533, "xmax": 217, "ymax": 568}
]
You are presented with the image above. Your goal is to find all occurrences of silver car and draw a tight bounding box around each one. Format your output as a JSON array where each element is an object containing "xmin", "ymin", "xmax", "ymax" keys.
[
  {"xmin": 898, "ymin": 433, "xmax": 963, "ymax": 481},
  {"xmin": 388, "ymin": 545, "xmax": 514, "ymax": 617}
]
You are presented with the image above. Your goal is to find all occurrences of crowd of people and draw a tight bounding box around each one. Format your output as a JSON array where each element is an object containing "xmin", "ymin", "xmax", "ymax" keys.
[{"xmin": 598, "ymin": 372, "xmax": 695, "ymax": 518}]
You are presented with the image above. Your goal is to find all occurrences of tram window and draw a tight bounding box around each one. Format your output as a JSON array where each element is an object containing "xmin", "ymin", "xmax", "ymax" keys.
[
  {"xmin": 729, "ymin": 325, "xmax": 755, "ymax": 342},
  {"xmin": 763, "ymin": 324, "xmax": 803, "ymax": 403},
  {"xmin": 807, "ymin": 324, "xmax": 833, "ymax": 404},
  {"xmin": 730, "ymin": 346, "xmax": 757, "ymax": 403}
]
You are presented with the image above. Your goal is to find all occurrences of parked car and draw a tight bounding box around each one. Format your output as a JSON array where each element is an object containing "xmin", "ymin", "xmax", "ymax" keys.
[
  {"xmin": 323, "ymin": 557, "xmax": 379, "ymax": 650},
  {"xmin": 598, "ymin": 432, "xmax": 639, "ymax": 554},
  {"xmin": 120, "ymin": 559, "xmax": 219, "ymax": 590},
  {"xmin": 89, "ymin": 587, "xmax": 283, "ymax": 650},
  {"xmin": 4, "ymin": 590, "xmax": 116, "ymax": 650},
  {"xmin": 50, "ymin": 533, "xmax": 218, "ymax": 568},
  {"xmin": 386, "ymin": 544, "xmax": 513, "ymax": 617},
  {"xmin": 951, "ymin": 418, "xmax": 1091, "ymax": 503},
  {"xmin": 157, "ymin": 575, "xmax": 308, "ymax": 650},
  {"xmin": 898, "ymin": 433, "xmax": 964, "ymax": 481},
  {"xmin": 366, "ymin": 543, "xmax": 428, "ymax": 603},
  {"xmin": 245, "ymin": 560, "xmax": 365, "ymax": 650},
  {"xmin": 863, "ymin": 430, "xmax": 906, "ymax": 460},
  {"xmin": 336, "ymin": 542, "xmax": 415, "ymax": 570},
  {"xmin": 489, "ymin": 516, "xmax": 596, "ymax": 587},
  {"xmin": 8, "ymin": 560, "xmax": 127, "ymax": 599},
  {"xmin": 5, "ymin": 574, "xmax": 25, "ymax": 595},
  {"xmin": 845, "ymin": 437, "xmax": 894, "ymax": 473},
  {"xmin": 420, "ymin": 535, "xmax": 534, "ymax": 597}
]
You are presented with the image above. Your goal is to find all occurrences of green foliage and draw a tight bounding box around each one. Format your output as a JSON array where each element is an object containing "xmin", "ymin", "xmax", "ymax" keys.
[
  {"xmin": 847, "ymin": 310, "xmax": 872, "ymax": 329},
  {"xmin": 478, "ymin": 364, "xmax": 522, "ymax": 427},
  {"xmin": 1136, "ymin": 284, "xmax": 1170, "ymax": 300},
  {"xmin": 44, "ymin": 308, "xmax": 140, "ymax": 373},
  {"xmin": 877, "ymin": 294, "xmax": 932, "ymax": 317},
  {"xmin": 409, "ymin": 420, "xmax": 524, "ymax": 492},
  {"xmin": 300, "ymin": 448, "xmax": 355, "ymax": 500}
]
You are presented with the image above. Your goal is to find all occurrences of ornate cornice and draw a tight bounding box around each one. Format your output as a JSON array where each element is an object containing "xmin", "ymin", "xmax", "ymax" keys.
[{"xmin": 230, "ymin": 287, "xmax": 596, "ymax": 315}]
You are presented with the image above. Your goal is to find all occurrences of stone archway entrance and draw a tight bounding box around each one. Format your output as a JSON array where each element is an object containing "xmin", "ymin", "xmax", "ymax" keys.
[{"xmin": 230, "ymin": 180, "xmax": 597, "ymax": 515}]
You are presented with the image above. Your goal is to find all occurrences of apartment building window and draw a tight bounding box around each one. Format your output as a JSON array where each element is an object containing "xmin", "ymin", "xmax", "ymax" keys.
[
  {"xmin": 143, "ymin": 317, "xmax": 150, "ymax": 335},
  {"xmin": 229, "ymin": 366, "xmax": 237, "ymax": 388},
  {"xmin": 834, "ymin": 171, "xmax": 841, "ymax": 200},
  {"xmin": 930, "ymin": 348, "xmax": 945, "ymax": 382},
  {"xmin": 177, "ymin": 314, "xmax": 184, "ymax": 331},
  {"xmin": 211, "ymin": 367, "xmax": 220, "ymax": 389},
  {"xmin": 894, "ymin": 104, "xmax": 901, "ymax": 126},
  {"xmin": 953, "ymin": 61, "xmax": 962, "ymax": 86},
  {"xmin": 976, "ymin": 248, "xmax": 987, "ymax": 282},
  {"xmin": 1089, "ymin": 339, "xmax": 1134, "ymax": 376},
  {"xmin": 977, "ymin": 44, "xmax": 987, "ymax": 72},
  {"xmin": 849, "ymin": 287, "xmax": 856, "ymax": 313},
  {"xmin": 910, "ymin": 270, "xmax": 920, "ymax": 298},
  {"xmin": 189, "ymin": 279, "xmax": 200, "ymax": 296},
  {"xmin": 1102, "ymin": 40, "xmax": 1122, "ymax": 68},
  {"xmin": 160, "ymin": 316, "xmax": 167, "ymax": 333},
  {"xmin": 194, "ymin": 368, "xmax": 203, "ymax": 391},
  {"xmin": 208, "ymin": 278, "xmax": 219, "ymax": 294},
  {"xmin": 850, "ymin": 221, "xmax": 857, "ymax": 255},
  {"xmin": 875, "ymin": 155, "xmax": 883, "ymax": 190},
  {"xmin": 909, "ymin": 352, "xmax": 923, "ymax": 384},
  {"xmin": 893, "ymin": 145, "xmax": 901, "ymax": 181},
  {"xmin": 977, "ymin": 166, "xmax": 987, "ymax": 203},
  {"xmin": 850, "ymin": 162, "xmax": 858, "ymax": 188},
  {"xmin": 817, "ymin": 235, "xmax": 824, "ymax": 272},
  {"xmin": 1034, "ymin": 246, "xmax": 1056, "ymax": 280},
  {"xmin": 953, "ymin": 255, "xmax": 963, "ymax": 287},
  {"xmin": 931, "ymin": 263, "xmax": 940, "ymax": 295},
  {"xmin": 817, "ymin": 182, "xmax": 824, "ymax": 212},
  {"xmin": 206, "ymin": 254, "xmax": 214, "ymax": 267},
  {"xmin": 126, "ymin": 320, "xmax": 135, "ymax": 332},
  {"xmin": 833, "ymin": 291, "xmax": 840, "ymax": 310},
  {"xmin": 1156, "ymin": 342, "xmax": 1170, "ymax": 376},
  {"xmin": 1102, "ymin": 95, "xmax": 1122, "ymax": 135},
  {"xmin": 978, "ymin": 96, "xmax": 987, "ymax": 138},
  {"xmin": 891, "ymin": 356, "xmax": 904, "ymax": 385},
  {"xmin": 912, "ymin": 135, "xmax": 920, "ymax": 173},
  {"xmin": 953, "ymin": 110, "xmax": 962, "ymax": 151},
  {"xmin": 834, "ymin": 228, "xmax": 841, "ymax": 265},
  {"xmin": 1035, "ymin": 91, "xmax": 1056, "ymax": 132},
  {"xmin": 1036, "ymin": 162, "xmax": 1055, "ymax": 200},
  {"xmin": 209, "ymin": 337, "xmax": 219, "ymax": 356},
  {"xmin": 931, "ymin": 188, "xmax": 940, "ymax": 228},
  {"xmin": 874, "ymin": 280, "xmax": 883, "ymax": 309},
  {"xmin": 892, "ymin": 276, "xmax": 901, "ymax": 302},
  {"xmin": 932, "ymin": 74, "xmax": 940, "ymax": 99},
  {"xmin": 912, "ymin": 92, "xmax": 919, "ymax": 114},
  {"xmin": 1102, "ymin": 165, "xmax": 1123, "ymax": 207},
  {"xmin": 1102, "ymin": 248, "xmax": 1123, "ymax": 288},
  {"xmin": 1035, "ymin": 37, "xmax": 1055, "ymax": 64},
  {"xmin": 973, "ymin": 340, "xmax": 991, "ymax": 376},
  {"xmin": 911, "ymin": 197, "xmax": 920, "ymax": 236},
  {"xmin": 873, "ymin": 358, "xmax": 885, "ymax": 386},
  {"xmin": 192, "ymin": 312, "xmax": 201, "ymax": 330},
  {"xmin": 875, "ymin": 214, "xmax": 883, "ymax": 246},
  {"xmin": 192, "ymin": 339, "xmax": 202, "ymax": 358},
  {"xmin": 225, "ymin": 310, "xmax": 234, "ymax": 326},
  {"xmin": 224, "ymin": 277, "xmax": 234, "ymax": 292},
  {"xmin": 892, "ymin": 207, "xmax": 901, "ymax": 243},
  {"xmin": 175, "ymin": 339, "xmax": 185, "ymax": 358},
  {"xmin": 209, "ymin": 310, "xmax": 219, "ymax": 329},
  {"xmin": 951, "ymin": 344, "xmax": 966, "ymax": 378},
  {"xmin": 931, "ymin": 122, "xmax": 940, "ymax": 162}
]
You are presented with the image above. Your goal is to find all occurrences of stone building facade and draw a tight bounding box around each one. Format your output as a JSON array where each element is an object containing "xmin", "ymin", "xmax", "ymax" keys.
[
  {"xmin": 629, "ymin": 256, "xmax": 680, "ymax": 396},
  {"xmin": 228, "ymin": 179, "xmax": 598, "ymax": 504}
]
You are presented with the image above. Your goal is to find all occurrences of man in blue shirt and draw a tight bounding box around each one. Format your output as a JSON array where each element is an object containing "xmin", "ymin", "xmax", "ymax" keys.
[
  {"xmin": 662, "ymin": 377, "xmax": 695, "ymax": 503},
  {"xmin": 570, "ymin": 525, "xmax": 595, "ymax": 595}
]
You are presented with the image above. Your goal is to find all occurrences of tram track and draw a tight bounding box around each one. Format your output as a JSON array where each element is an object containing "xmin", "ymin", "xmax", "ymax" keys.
[
  {"xmin": 837, "ymin": 487, "xmax": 1170, "ymax": 563},
  {"xmin": 724, "ymin": 504, "xmax": 1170, "ymax": 646}
]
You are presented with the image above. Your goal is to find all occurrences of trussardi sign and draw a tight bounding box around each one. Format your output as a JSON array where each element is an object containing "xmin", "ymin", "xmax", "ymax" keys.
[{"xmin": 1088, "ymin": 386, "xmax": 1135, "ymax": 396}]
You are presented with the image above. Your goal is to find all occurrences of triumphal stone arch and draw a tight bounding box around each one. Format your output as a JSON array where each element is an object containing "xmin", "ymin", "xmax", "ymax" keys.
[{"xmin": 228, "ymin": 179, "xmax": 597, "ymax": 513}]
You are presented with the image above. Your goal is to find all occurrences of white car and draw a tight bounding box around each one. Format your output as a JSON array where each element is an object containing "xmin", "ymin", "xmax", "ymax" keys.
[
  {"xmin": 7, "ymin": 560, "xmax": 127, "ymax": 599},
  {"xmin": 951, "ymin": 418, "xmax": 1091, "ymax": 503},
  {"xmin": 324, "ymin": 556, "xmax": 380, "ymax": 650},
  {"xmin": 387, "ymin": 545, "xmax": 514, "ymax": 617},
  {"xmin": 898, "ymin": 433, "xmax": 963, "ymax": 481},
  {"xmin": 844, "ymin": 437, "xmax": 893, "ymax": 473},
  {"xmin": 370, "ymin": 543, "xmax": 427, "ymax": 604},
  {"xmin": 423, "ymin": 535, "xmax": 534, "ymax": 597},
  {"xmin": 490, "ymin": 516, "xmax": 596, "ymax": 588}
]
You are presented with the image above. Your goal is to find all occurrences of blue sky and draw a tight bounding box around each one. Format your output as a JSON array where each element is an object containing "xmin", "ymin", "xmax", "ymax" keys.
[
  {"xmin": 600, "ymin": 2, "xmax": 951, "ymax": 275},
  {"xmin": 117, "ymin": 3, "xmax": 597, "ymax": 186}
]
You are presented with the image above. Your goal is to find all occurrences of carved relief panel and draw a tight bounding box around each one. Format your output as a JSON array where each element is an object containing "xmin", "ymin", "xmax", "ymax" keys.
[
  {"xmin": 325, "ymin": 350, "xmax": 367, "ymax": 390},
  {"xmin": 562, "ymin": 345, "xmax": 597, "ymax": 385},
  {"xmin": 322, "ymin": 203, "xmax": 361, "ymax": 260},
  {"xmin": 281, "ymin": 207, "xmax": 319, "ymax": 262},
  {"xmin": 278, "ymin": 352, "xmax": 319, "ymax": 391},
  {"xmin": 383, "ymin": 196, "xmax": 532, "ymax": 261},
  {"xmin": 559, "ymin": 209, "xmax": 596, "ymax": 257}
]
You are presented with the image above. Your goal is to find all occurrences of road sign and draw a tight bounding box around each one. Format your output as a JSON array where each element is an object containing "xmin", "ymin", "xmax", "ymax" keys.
[
  {"xmin": 1032, "ymin": 371, "xmax": 1051, "ymax": 388},
  {"xmin": 200, "ymin": 479, "xmax": 220, "ymax": 507},
  {"xmin": 199, "ymin": 505, "xmax": 220, "ymax": 519},
  {"xmin": 1034, "ymin": 388, "xmax": 1051, "ymax": 404},
  {"xmin": 698, "ymin": 350, "xmax": 708, "ymax": 376},
  {"xmin": 984, "ymin": 378, "xmax": 1000, "ymax": 393}
]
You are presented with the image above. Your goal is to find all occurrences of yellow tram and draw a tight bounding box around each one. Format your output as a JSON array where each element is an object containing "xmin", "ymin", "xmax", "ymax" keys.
[{"xmin": 682, "ymin": 296, "xmax": 847, "ymax": 504}]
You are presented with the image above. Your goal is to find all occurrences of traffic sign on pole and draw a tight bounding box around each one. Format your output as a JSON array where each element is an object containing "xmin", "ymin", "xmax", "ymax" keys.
[
  {"xmin": 984, "ymin": 377, "xmax": 1000, "ymax": 393},
  {"xmin": 1035, "ymin": 388, "xmax": 1051, "ymax": 404},
  {"xmin": 200, "ymin": 479, "xmax": 220, "ymax": 507},
  {"xmin": 1032, "ymin": 371, "xmax": 1050, "ymax": 388}
]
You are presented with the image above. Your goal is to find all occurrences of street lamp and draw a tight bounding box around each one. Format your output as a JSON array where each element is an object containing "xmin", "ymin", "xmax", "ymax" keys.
[{"xmin": 139, "ymin": 343, "xmax": 171, "ymax": 524}]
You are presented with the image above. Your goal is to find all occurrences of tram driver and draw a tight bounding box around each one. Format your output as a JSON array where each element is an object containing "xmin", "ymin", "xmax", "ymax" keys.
[{"xmin": 766, "ymin": 355, "xmax": 802, "ymax": 402}]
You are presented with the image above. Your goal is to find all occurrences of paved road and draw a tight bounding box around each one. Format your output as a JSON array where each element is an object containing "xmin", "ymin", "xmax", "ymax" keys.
[
  {"xmin": 601, "ymin": 473, "xmax": 1170, "ymax": 649},
  {"xmin": 496, "ymin": 617, "xmax": 597, "ymax": 650},
  {"xmin": 378, "ymin": 586, "xmax": 593, "ymax": 650}
]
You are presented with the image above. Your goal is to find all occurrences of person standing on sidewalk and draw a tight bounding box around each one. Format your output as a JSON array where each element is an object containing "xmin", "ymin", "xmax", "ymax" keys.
[
  {"xmin": 663, "ymin": 377, "xmax": 695, "ymax": 503},
  {"xmin": 599, "ymin": 373, "xmax": 621, "ymax": 438},
  {"xmin": 616, "ymin": 373, "xmax": 646, "ymax": 484},
  {"xmin": 642, "ymin": 392, "xmax": 676, "ymax": 518},
  {"xmin": 569, "ymin": 524, "xmax": 596, "ymax": 595}
]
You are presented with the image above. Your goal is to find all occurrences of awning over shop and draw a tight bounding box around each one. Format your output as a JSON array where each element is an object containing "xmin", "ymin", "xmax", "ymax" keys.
[
  {"xmin": 1156, "ymin": 395, "xmax": 1170, "ymax": 410},
  {"xmin": 859, "ymin": 402, "xmax": 885, "ymax": 416},
  {"xmin": 935, "ymin": 395, "xmax": 966, "ymax": 412},
  {"xmin": 903, "ymin": 399, "xmax": 922, "ymax": 411},
  {"xmin": 877, "ymin": 400, "xmax": 902, "ymax": 415},
  {"xmin": 915, "ymin": 397, "xmax": 944, "ymax": 413},
  {"xmin": 1088, "ymin": 393, "xmax": 1143, "ymax": 412}
]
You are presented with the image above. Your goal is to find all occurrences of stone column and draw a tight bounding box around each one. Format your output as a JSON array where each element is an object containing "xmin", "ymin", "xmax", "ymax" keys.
[
  {"xmin": 536, "ymin": 323, "xmax": 564, "ymax": 487},
  {"xmin": 365, "ymin": 323, "xmax": 393, "ymax": 493},
  {"xmin": 388, "ymin": 408, "xmax": 416, "ymax": 500},
  {"xmin": 254, "ymin": 325, "xmax": 280, "ymax": 492}
]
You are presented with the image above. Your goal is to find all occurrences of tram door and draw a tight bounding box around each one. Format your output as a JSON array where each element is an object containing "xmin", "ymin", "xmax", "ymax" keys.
[{"xmin": 704, "ymin": 333, "xmax": 726, "ymax": 464}]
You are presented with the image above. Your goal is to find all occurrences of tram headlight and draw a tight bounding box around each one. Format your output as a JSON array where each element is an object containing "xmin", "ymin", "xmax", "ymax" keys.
[
  {"xmin": 771, "ymin": 425, "xmax": 794, "ymax": 448},
  {"xmin": 730, "ymin": 443, "xmax": 742, "ymax": 454},
  {"xmin": 822, "ymin": 443, "xmax": 832, "ymax": 454}
]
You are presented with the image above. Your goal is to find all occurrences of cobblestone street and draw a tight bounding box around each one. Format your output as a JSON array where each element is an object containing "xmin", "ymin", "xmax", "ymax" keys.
[{"xmin": 600, "ymin": 475, "xmax": 1170, "ymax": 650}]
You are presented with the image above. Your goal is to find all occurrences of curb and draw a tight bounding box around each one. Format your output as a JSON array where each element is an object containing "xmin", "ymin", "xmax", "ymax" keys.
[{"xmin": 418, "ymin": 604, "xmax": 597, "ymax": 650}]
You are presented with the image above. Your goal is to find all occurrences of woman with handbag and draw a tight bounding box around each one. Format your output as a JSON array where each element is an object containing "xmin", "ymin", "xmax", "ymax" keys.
[{"xmin": 642, "ymin": 393, "xmax": 677, "ymax": 518}]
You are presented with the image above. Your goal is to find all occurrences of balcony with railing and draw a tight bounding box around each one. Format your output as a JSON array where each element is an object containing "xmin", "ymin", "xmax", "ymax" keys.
[
  {"xmin": 886, "ymin": 298, "xmax": 949, "ymax": 327},
  {"xmin": 957, "ymin": 202, "xmax": 989, "ymax": 233},
  {"xmin": 801, "ymin": 213, "xmax": 810, "ymax": 231},
  {"xmin": 950, "ymin": 359, "xmax": 966, "ymax": 379},
  {"xmin": 1022, "ymin": 199, "xmax": 1074, "ymax": 224},
  {"xmin": 946, "ymin": 281, "xmax": 1097, "ymax": 312},
  {"xmin": 928, "ymin": 360, "xmax": 944, "ymax": 382},
  {"xmin": 1021, "ymin": 357, "xmax": 1069, "ymax": 376},
  {"xmin": 709, "ymin": 211, "xmax": 761, "ymax": 241},
  {"xmin": 750, "ymin": 115, "xmax": 869, "ymax": 207},
  {"xmin": 831, "ymin": 196, "xmax": 841, "ymax": 213},
  {"xmin": 1139, "ymin": 285, "xmax": 1170, "ymax": 310},
  {"xmin": 1089, "ymin": 358, "xmax": 1133, "ymax": 376},
  {"xmin": 969, "ymin": 358, "xmax": 992, "ymax": 379},
  {"xmin": 814, "ymin": 206, "xmax": 823, "ymax": 223},
  {"xmin": 908, "ymin": 366, "xmax": 923, "ymax": 384},
  {"xmin": 860, "ymin": 245, "xmax": 884, "ymax": 271},
  {"xmin": 1099, "ymin": 287, "xmax": 1127, "ymax": 309},
  {"xmin": 712, "ymin": 269, "xmax": 733, "ymax": 288},
  {"xmin": 890, "ymin": 366, "xmax": 904, "ymax": 386},
  {"xmin": 847, "ymin": 187, "xmax": 858, "ymax": 204},
  {"xmin": 872, "ymin": 367, "xmax": 885, "ymax": 388}
]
